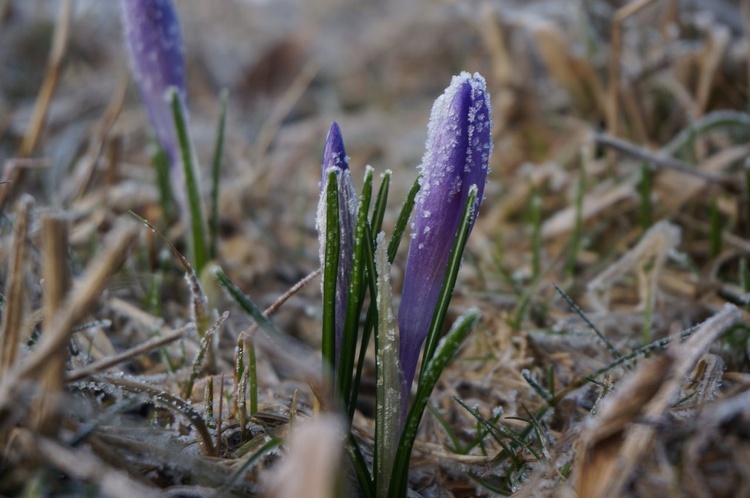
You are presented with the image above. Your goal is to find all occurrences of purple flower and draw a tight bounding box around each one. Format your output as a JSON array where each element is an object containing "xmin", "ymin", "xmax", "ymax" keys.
[
  {"xmin": 316, "ymin": 122, "xmax": 357, "ymax": 369},
  {"xmin": 398, "ymin": 72, "xmax": 492, "ymax": 392},
  {"xmin": 120, "ymin": 0, "xmax": 187, "ymax": 201}
]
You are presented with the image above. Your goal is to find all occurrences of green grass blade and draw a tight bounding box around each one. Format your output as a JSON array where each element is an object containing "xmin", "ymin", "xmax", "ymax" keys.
[
  {"xmin": 370, "ymin": 170, "xmax": 391, "ymax": 236},
  {"xmin": 351, "ymin": 170, "xmax": 411, "ymax": 416},
  {"xmin": 145, "ymin": 268, "xmax": 163, "ymax": 316},
  {"xmin": 248, "ymin": 337, "xmax": 258, "ymax": 416},
  {"xmin": 223, "ymin": 437, "xmax": 283, "ymax": 491},
  {"xmin": 419, "ymin": 186, "xmax": 478, "ymax": 379},
  {"xmin": 426, "ymin": 403, "xmax": 462, "ymax": 453},
  {"xmin": 567, "ymin": 149, "xmax": 586, "ymax": 276},
  {"xmin": 183, "ymin": 312, "xmax": 223, "ymax": 400},
  {"xmin": 349, "ymin": 291, "xmax": 376, "ymax": 422},
  {"xmin": 322, "ymin": 169, "xmax": 340, "ymax": 385},
  {"xmin": 552, "ymin": 282, "xmax": 622, "ymax": 359},
  {"xmin": 348, "ymin": 220, "xmax": 380, "ymax": 421},
  {"xmin": 530, "ymin": 192, "xmax": 541, "ymax": 280},
  {"xmin": 347, "ymin": 433, "xmax": 374, "ymax": 498},
  {"xmin": 234, "ymin": 335, "xmax": 248, "ymax": 432},
  {"xmin": 387, "ymin": 175, "xmax": 420, "ymax": 262},
  {"xmin": 457, "ymin": 409, "xmax": 503, "ymax": 455},
  {"xmin": 468, "ymin": 471, "xmax": 513, "ymax": 495},
  {"xmin": 639, "ymin": 162, "xmax": 652, "ymax": 231},
  {"xmin": 453, "ymin": 396, "xmax": 520, "ymax": 466},
  {"xmin": 389, "ymin": 309, "xmax": 480, "ymax": 498},
  {"xmin": 152, "ymin": 145, "xmax": 173, "ymax": 218},
  {"xmin": 521, "ymin": 369, "xmax": 554, "ymax": 405},
  {"xmin": 212, "ymin": 265, "xmax": 281, "ymax": 336},
  {"xmin": 169, "ymin": 87, "xmax": 208, "ymax": 274},
  {"xmin": 339, "ymin": 167, "xmax": 373, "ymax": 415},
  {"xmin": 209, "ymin": 89, "xmax": 228, "ymax": 261}
]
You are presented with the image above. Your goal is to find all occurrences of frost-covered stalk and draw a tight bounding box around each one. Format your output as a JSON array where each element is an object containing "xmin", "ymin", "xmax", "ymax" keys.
[
  {"xmin": 374, "ymin": 232, "xmax": 401, "ymax": 497},
  {"xmin": 398, "ymin": 72, "xmax": 493, "ymax": 393},
  {"xmin": 119, "ymin": 0, "xmax": 190, "ymax": 209},
  {"xmin": 316, "ymin": 122, "xmax": 357, "ymax": 371}
]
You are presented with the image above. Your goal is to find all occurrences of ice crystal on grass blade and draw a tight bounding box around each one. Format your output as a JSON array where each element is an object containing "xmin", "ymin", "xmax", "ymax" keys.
[
  {"xmin": 398, "ymin": 72, "xmax": 493, "ymax": 392},
  {"xmin": 316, "ymin": 122, "xmax": 357, "ymax": 369},
  {"xmin": 120, "ymin": 0, "xmax": 188, "ymax": 203}
]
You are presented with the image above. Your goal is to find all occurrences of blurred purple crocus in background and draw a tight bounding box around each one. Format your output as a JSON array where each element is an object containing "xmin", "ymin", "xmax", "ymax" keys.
[
  {"xmin": 119, "ymin": 0, "xmax": 188, "ymax": 205},
  {"xmin": 398, "ymin": 72, "xmax": 493, "ymax": 394},
  {"xmin": 317, "ymin": 122, "xmax": 357, "ymax": 370}
]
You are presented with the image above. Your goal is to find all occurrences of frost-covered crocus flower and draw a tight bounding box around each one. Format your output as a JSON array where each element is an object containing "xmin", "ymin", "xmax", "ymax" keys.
[
  {"xmin": 120, "ymin": 0, "xmax": 188, "ymax": 202},
  {"xmin": 398, "ymin": 72, "xmax": 493, "ymax": 392},
  {"xmin": 316, "ymin": 122, "xmax": 357, "ymax": 369}
]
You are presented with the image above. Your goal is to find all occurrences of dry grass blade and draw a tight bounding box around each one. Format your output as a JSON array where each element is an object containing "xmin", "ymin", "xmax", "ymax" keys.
[
  {"xmin": 251, "ymin": 326, "xmax": 331, "ymax": 412},
  {"xmin": 594, "ymin": 133, "xmax": 735, "ymax": 189},
  {"xmin": 66, "ymin": 323, "xmax": 194, "ymax": 382},
  {"xmin": 0, "ymin": 194, "xmax": 33, "ymax": 377},
  {"xmin": 25, "ymin": 431, "xmax": 159, "ymax": 498},
  {"xmin": 686, "ymin": 353, "xmax": 724, "ymax": 409},
  {"xmin": 242, "ymin": 268, "xmax": 321, "ymax": 338},
  {"xmin": 32, "ymin": 214, "xmax": 70, "ymax": 436},
  {"xmin": 586, "ymin": 220, "xmax": 680, "ymax": 313},
  {"xmin": 529, "ymin": 19, "xmax": 604, "ymax": 117},
  {"xmin": 0, "ymin": 220, "xmax": 138, "ymax": 422},
  {"xmin": 267, "ymin": 416, "xmax": 344, "ymax": 498},
  {"xmin": 101, "ymin": 374, "xmax": 216, "ymax": 456},
  {"xmin": 542, "ymin": 182, "xmax": 636, "ymax": 240},
  {"xmin": 576, "ymin": 304, "xmax": 742, "ymax": 498},
  {"xmin": 607, "ymin": 0, "xmax": 659, "ymax": 143},
  {"xmin": 4, "ymin": 1, "xmax": 750, "ymax": 495},
  {"xmin": 695, "ymin": 24, "xmax": 730, "ymax": 118},
  {"xmin": 93, "ymin": 430, "xmax": 235, "ymax": 488},
  {"xmin": 656, "ymin": 144, "xmax": 750, "ymax": 212},
  {"xmin": 683, "ymin": 388, "xmax": 750, "ymax": 495},
  {"xmin": 17, "ymin": 0, "xmax": 73, "ymax": 157},
  {"xmin": 252, "ymin": 60, "xmax": 320, "ymax": 164},
  {"xmin": 543, "ymin": 138, "xmax": 748, "ymax": 239},
  {"xmin": 184, "ymin": 310, "xmax": 230, "ymax": 400},
  {"xmin": 479, "ymin": 5, "xmax": 514, "ymax": 90},
  {"xmin": 18, "ymin": 220, "xmax": 137, "ymax": 381},
  {"xmin": 130, "ymin": 212, "xmax": 210, "ymax": 337},
  {"xmin": 0, "ymin": 0, "xmax": 73, "ymax": 209},
  {"xmin": 71, "ymin": 74, "xmax": 130, "ymax": 201}
]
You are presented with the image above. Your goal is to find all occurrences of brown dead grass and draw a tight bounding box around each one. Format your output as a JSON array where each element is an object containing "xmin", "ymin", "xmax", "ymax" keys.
[{"xmin": 2, "ymin": 0, "xmax": 750, "ymax": 496}]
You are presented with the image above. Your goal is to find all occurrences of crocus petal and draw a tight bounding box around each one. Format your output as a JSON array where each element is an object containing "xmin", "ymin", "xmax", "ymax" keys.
[
  {"xmin": 316, "ymin": 122, "xmax": 357, "ymax": 370},
  {"xmin": 321, "ymin": 121, "xmax": 350, "ymax": 178},
  {"xmin": 398, "ymin": 72, "xmax": 493, "ymax": 392},
  {"xmin": 120, "ymin": 0, "xmax": 188, "ymax": 202}
]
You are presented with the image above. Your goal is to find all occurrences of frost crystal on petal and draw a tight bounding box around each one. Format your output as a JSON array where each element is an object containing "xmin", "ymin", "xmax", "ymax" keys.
[{"xmin": 398, "ymin": 72, "xmax": 493, "ymax": 394}]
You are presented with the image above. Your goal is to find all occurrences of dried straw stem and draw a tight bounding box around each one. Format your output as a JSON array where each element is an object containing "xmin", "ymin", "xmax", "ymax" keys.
[
  {"xmin": 576, "ymin": 304, "xmax": 742, "ymax": 498},
  {"xmin": 67, "ymin": 323, "xmax": 194, "ymax": 382},
  {"xmin": 21, "ymin": 430, "xmax": 160, "ymax": 498},
  {"xmin": 100, "ymin": 374, "xmax": 217, "ymax": 456},
  {"xmin": 0, "ymin": 195, "xmax": 33, "ymax": 376},
  {"xmin": 0, "ymin": 0, "xmax": 73, "ymax": 208},
  {"xmin": 31, "ymin": 215, "xmax": 70, "ymax": 435},
  {"xmin": 607, "ymin": 0, "xmax": 658, "ymax": 142},
  {"xmin": 19, "ymin": 220, "xmax": 137, "ymax": 381},
  {"xmin": 17, "ymin": 0, "xmax": 73, "ymax": 157}
]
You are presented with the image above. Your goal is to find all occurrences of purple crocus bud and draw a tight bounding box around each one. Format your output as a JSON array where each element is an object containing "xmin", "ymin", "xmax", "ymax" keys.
[
  {"xmin": 120, "ymin": 0, "xmax": 188, "ymax": 201},
  {"xmin": 398, "ymin": 72, "xmax": 493, "ymax": 392},
  {"xmin": 316, "ymin": 122, "xmax": 357, "ymax": 370}
]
